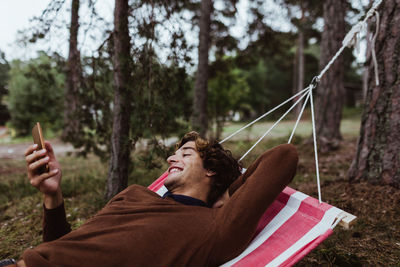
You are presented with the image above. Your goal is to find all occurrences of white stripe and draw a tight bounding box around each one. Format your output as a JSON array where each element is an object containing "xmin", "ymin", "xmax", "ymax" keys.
[
  {"xmin": 267, "ymin": 206, "xmax": 343, "ymax": 267},
  {"xmin": 156, "ymin": 186, "xmax": 168, "ymax": 196},
  {"xmin": 220, "ymin": 192, "xmax": 308, "ymax": 266}
]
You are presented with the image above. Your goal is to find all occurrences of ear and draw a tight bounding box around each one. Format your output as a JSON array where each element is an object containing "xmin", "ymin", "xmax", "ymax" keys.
[{"xmin": 206, "ymin": 170, "xmax": 216, "ymax": 177}]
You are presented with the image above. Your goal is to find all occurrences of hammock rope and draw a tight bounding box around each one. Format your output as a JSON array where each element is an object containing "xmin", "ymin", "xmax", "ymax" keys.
[
  {"xmin": 219, "ymin": 86, "xmax": 310, "ymax": 144},
  {"xmin": 239, "ymin": 89, "xmax": 310, "ymax": 162},
  {"xmin": 288, "ymin": 90, "xmax": 310, "ymax": 144},
  {"xmin": 309, "ymin": 82, "xmax": 322, "ymax": 203},
  {"xmin": 371, "ymin": 11, "xmax": 380, "ymax": 86},
  {"xmin": 219, "ymin": 0, "xmax": 383, "ymax": 204}
]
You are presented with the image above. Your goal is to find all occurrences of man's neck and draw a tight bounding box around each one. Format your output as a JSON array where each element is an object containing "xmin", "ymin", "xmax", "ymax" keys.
[
  {"xmin": 162, "ymin": 191, "xmax": 209, "ymax": 207},
  {"xmin": 169, "ymin": 187, "xmax": 209, "ymax": 204}
]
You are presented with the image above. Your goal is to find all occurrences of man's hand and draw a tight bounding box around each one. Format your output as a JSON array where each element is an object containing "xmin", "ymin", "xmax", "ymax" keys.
[{"xmin": 25, "ymin": 141, "xmax": 63, "ymax": 209}]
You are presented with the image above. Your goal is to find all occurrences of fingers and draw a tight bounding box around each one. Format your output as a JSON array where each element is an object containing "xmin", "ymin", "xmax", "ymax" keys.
[
  {"xmin": 25, "ymin": 148, "xmax": 47, "ymax": 165},
  {"xmin": 24, "ymin": 144, "xmax": 38, "ymax": 157},
  {"xmin": 30, "ymin": 169, "xmax": 59, "ymax": 188},
  {"xmin": 28, "ymin": 155, "xmax": 50, "ymax": 173},
  {"xmin": 25, "ymin": 141, "xmax": 57, "ymax": 164}
]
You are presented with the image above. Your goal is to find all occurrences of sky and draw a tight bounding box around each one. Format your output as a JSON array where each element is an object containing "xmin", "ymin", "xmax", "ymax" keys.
[
  {"xmin": 0, "ymin": 0, "xmax": 114, "ymax": 61},
  {"xmin": 0, "ymin": 1, "xmax": 54, "ymax": 59}
]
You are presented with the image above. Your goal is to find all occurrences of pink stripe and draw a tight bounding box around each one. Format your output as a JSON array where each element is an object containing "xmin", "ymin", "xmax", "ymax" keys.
[
  {"xmin": 148, "ymin": 171, "xmax": 169, "ymax": 191},
  {"xmin": 254, "ymin": 187, "xmax": 295, "ymax": 236},
  {"xmin": 233, "ymin": 197, "xmax": 332, "ymax": 266},
  {"xmin": 279, "ymin": 229, "xmax": 333, "ymax": 267}
]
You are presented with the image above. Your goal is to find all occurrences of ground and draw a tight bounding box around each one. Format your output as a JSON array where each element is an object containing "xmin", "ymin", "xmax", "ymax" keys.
[
  {"xmin": 0, "ymin": 133, "xmax": 399, "ymax": 266},
  {"xmin": 293, "ymin": 138, "xmax": 400, "ymax": 266}
]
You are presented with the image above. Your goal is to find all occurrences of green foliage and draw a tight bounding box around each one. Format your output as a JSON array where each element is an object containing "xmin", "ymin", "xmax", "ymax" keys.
[
  {"xmin": 67, "ymin": 43, "xmax": 192, "ymax": 166},
  {"xmin": 208, "ymin": 57, "xmax": 250, "ymax": 138},
  {"xmin": 128, "ymin": 51, "xmax": 193, "ymax": 169},
  {"xmin": 131, "ymin": 56, "xmax": 193, "ymax": 140},
  {"xmin": 0, "ymin": 51, "xmax": 10, "ymax": 125},
  {"xmin": 68, "ymin": 51, "xmax": 115, "ymax": 159},
  {"xmin": 7, "ymin": 52, "xmax": 65, "ymax": 136},
  {"xmin": 240, "ymin": 56, "xmax": 294, "ymax": 118}
]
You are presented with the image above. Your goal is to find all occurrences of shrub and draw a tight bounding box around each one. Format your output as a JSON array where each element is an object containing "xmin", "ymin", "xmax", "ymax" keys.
[{"xmin": 7, "ymin": 52, "xmax": 65, "ymax": 136}]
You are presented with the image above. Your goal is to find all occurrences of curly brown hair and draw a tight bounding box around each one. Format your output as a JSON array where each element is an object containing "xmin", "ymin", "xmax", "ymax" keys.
[{"xmin": 176, "ymin": 131, "xmax": 242, "ymax": 205}]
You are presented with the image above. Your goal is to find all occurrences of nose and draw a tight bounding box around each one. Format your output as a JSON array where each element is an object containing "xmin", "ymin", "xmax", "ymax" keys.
[{"xmin": 167, "ymin": 154, "xmax": 177, "ymax": 165}]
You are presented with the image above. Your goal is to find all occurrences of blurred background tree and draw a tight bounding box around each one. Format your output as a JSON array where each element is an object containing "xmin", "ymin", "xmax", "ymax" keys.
[
  {"xmin": 0, "ymin": 51, "xmax": 10, "ymax": 125},
  {"xmin": 62, "ymin": 0, "xmax": 85, "ymax": 143},
  {"xmin": 7, "ymin": 52, "xmax": 65, "ymax": 136},
  {"xmin": 315, "ymin": 0, "xmax": 347, "ymax": 152},
  {"xmin": 208, "ymin": 56, "xmax": 249, "ymax": 139}
]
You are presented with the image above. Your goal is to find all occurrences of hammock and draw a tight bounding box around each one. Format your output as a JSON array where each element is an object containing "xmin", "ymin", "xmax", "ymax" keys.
[
  {"xmin": 148, "ymin": 172, "xmax": 354, "ymax": 267},
  {"xmin": 147, "ymin": 1, "xmax": 380, "ymax": 265}
]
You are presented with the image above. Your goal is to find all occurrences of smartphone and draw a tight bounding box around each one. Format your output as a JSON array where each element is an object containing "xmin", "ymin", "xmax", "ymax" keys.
[{"xmin": 32, "ymin": 122, "xmax": 49, "ymax": 174}]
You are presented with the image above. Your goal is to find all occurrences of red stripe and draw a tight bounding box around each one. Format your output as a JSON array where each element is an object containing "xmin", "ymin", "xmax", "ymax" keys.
[
  {"xmin": 279, "ymin": 229, "xmax": 333, "ymax": 267},
  {"xmin": 233, "ymin": 197, "xmax": 332, "ymax": 266},
  {"xmin": 254, "ymin": 187, "xmax": 295, "ymax": 236},
  {"xmin": 148, "ymin": 171, "xmax": 169, "ymax": 191}
]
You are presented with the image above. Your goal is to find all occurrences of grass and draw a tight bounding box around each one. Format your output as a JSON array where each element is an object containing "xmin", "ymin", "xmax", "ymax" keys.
[
  {"xmin": 0, "ymin": 155, "xmax": 109, "ymax": 258},
  {"xmin": 0, "ymin": 127, "xmax": 60, "ymax": 145},
  {"xmin": 221, "ymin": 118, "xmax": 360, "ymax": 143},
  {"xmin": 220, "ymin": 106, "xmax": 362, "ymax": 142}
]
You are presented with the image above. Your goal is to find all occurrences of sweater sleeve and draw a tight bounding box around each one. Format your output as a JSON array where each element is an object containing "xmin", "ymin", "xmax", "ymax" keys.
[
  {"xmin": 213, "ymin": 144, "xmax": 298, "ymax": 262},
  {"xmin": 42, "ymin": 202, "xmax": 71, "ymax": 242}
]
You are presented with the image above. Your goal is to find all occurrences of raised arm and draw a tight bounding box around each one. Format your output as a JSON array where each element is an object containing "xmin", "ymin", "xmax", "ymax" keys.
[
  {"xmin": 213, "ymin": 144, "xmax": 298, "ymax": 261},
  {"xmin": 25, "ymin": 141, "xmax": 71, "ymax": 241}
]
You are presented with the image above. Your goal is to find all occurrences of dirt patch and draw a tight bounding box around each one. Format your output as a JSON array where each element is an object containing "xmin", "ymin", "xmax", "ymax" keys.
[
  {"xmin": 0, "ymin": 139, "xmax": 76, "ymax": 160},
  {"xmin": 293, "ymin": 138, "xmax": 400, "ymax": 266}
]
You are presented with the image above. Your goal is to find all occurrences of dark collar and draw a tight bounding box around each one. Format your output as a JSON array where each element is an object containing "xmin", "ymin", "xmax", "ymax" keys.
[{"xmin": 162, "ymin": 191, "xmax": 209, "ymax": 207}]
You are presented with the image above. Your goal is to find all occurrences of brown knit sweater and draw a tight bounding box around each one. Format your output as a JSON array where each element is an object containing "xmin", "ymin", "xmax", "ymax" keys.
[{"xmin": 22, "ymin": 144, "xmax": 298, "ymax": 267}]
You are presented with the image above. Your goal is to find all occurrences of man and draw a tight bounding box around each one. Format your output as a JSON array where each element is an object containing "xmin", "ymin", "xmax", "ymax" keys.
[{"xmin": 7, "ymin": 131, "xmax": 298, "ymax": 267}]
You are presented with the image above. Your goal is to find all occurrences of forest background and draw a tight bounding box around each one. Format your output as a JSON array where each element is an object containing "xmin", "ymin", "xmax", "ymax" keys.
[{"xmin": 0, "ymin": 0, "xmax": 399, "ymax": 265}]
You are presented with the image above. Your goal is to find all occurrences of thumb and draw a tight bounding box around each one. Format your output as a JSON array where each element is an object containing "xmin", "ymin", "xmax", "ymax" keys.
[{"xmin": 44, "ymin": 141, "xmax": 56, "ymax": 160}]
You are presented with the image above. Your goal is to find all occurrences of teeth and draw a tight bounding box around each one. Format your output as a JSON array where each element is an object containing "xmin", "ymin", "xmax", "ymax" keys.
[{"xmin": 170, "ymin": 168, "xmax": 182, "ymax": 173}]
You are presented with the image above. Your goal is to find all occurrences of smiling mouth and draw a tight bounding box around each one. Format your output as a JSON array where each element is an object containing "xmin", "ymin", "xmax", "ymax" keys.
[{"xmin": 169, "ymin": 167, "xmax": 183, "ymax": 173}]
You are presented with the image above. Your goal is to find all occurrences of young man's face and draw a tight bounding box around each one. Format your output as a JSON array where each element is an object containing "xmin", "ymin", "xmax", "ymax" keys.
[{"xmin": 164, "ymin": 141, "xmax": 211, "ymax": 196}]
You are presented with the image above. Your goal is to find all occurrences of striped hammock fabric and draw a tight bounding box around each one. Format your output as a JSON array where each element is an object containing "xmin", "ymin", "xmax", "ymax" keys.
[{"xmin": 148, "ymin": 171, "xmax": 345, "ymax": 267}]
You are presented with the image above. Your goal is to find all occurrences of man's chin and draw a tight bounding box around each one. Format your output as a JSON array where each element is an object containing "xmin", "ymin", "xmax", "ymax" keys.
[{"xmin": 164, "ymin": 174, "xmax": 179, "ymax": 190}]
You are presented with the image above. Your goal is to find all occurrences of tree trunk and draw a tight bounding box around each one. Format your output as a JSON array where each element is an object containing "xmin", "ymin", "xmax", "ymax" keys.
[
  {"xmin": 192, "ymin": 0, "xmax": 212, "ymax": 137},
  {"xmin": 349, "ymin": 0, "xmax": 400, "ymax": 188},
  {"xmin": 362, "ymin": 22, "xmax": 373, "ymax": 101},
  {"xmin": 106, "ymin": 0, "xmax": 133, "ymax": 200},
  {"xmin": 296, "ymin": 29, "xmax": 305, "ymax": 115},
  {"xmin": 62, "ymin": 0, "xmax": 82, "ymax": 142},
  {"xmin": 292, "ymin": 7, "xmax": 305, "ymax": 117},
  {"xmin": 315, "ymin": 0, "xmax": 346, "ymax": 152}
]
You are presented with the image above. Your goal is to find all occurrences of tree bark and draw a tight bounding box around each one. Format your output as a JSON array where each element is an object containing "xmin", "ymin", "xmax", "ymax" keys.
[
  {"xmin": 106, "ymin": 0, "xmax": 133, "ymax": 200},
  {"xmin": 362, "ymin": 24, "xmax": 373, "ymax": 101},
  {"xmin": 192, "ymin": 0, "xmax": 212, "ymax": 137},
  {"xmin": 315, "ymin": 0, "xmax": 346, "ymax": 152},
  {"xmin": 62, "ymin": 0, "xmax": 82, "ymax": 142},
  {"xmin": 349, "ymin": 0, "xmax": 400, "ymax": 188},
  {"xmin": 292, "ymin": 6, "xmax": 305, "ymax": 118}
]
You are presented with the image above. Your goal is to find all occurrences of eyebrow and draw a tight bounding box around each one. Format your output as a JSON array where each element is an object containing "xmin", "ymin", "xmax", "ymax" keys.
[{"xmin": 182, "ymin": 147, "xmax": 196, "ymax": 152}]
